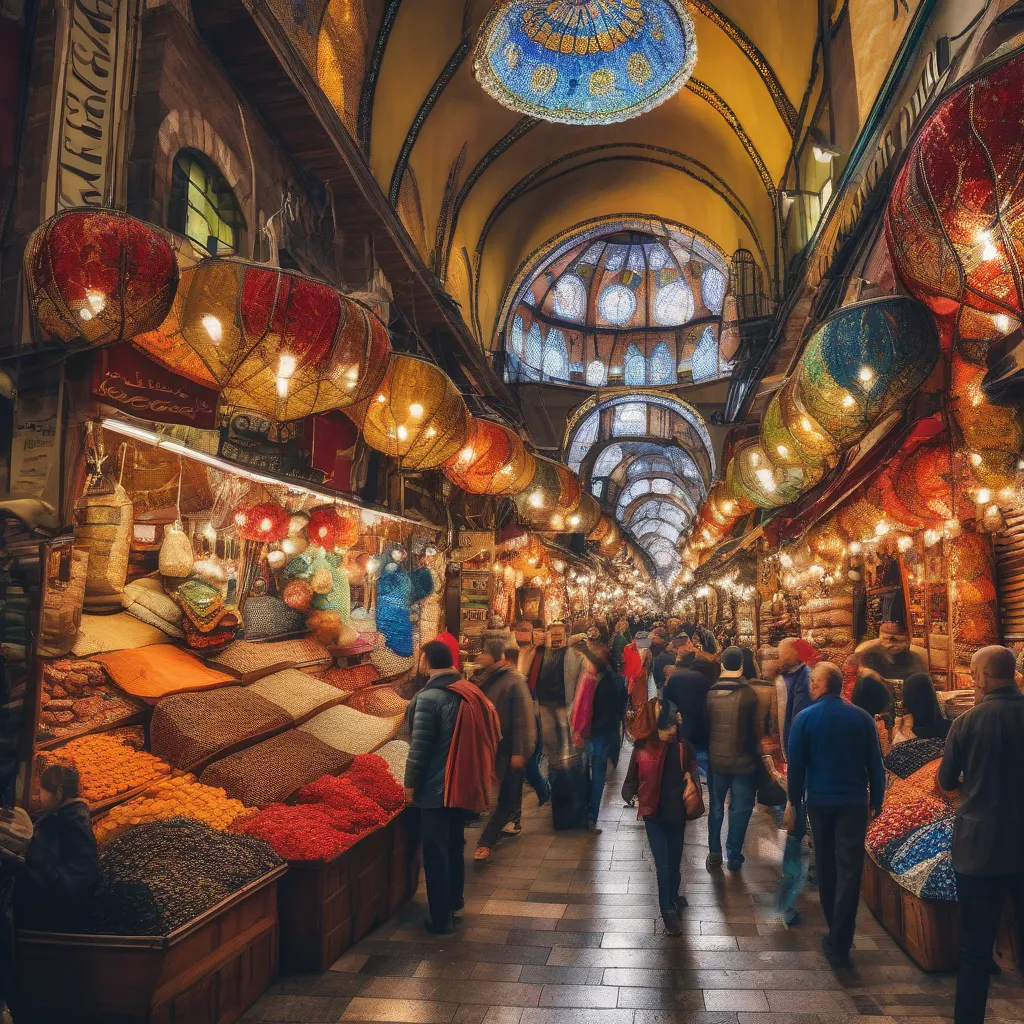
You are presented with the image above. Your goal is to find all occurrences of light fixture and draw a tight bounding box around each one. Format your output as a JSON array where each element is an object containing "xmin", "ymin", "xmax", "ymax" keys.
[
  {"xmin": 848, "ymin": 541, "xmax": 863, "ymax": 554},
  {"xmin": 943, "ymin": 518, "xmax": 962, "ymax": 539},
  {"xmin": 458, "ymin": 446, "xmax": 475, "ymax": 465},
  {"xmin": 874, "ymin": 520, "xmax": 890, "ymax": 537},
  {"xmin": 528, "ymin": 490, "xmax": 544, "ymax": 509},
  {"xmin": 396, "ymin": 424, "xmax": 409, "ymax": 441},
  {"xmin": 366, "ymin": 557, "xmax": 380, "ymax": 574},
  {"xmin": 376, "ymin": 393, "xmax": 387, "ymax": 403},
  {"xmin": 993, "ymin": 312, "xmax": 1013, "ymax": 334},
  {"xmin": 755, "ymin": 467, "xmax": 777, "ymax": 492},
  {"xmin": 976, "ymin": 488, "xmax": 992, "ymax": 504},
  {"xmin": 409, "ymin": 402, "xmax": 424, "ymax": 419},
  {"xmin": 201, "ymin": 314, "xmax": 222, "ymax": 343},
  {"xmin": 779, "ymin": 552, "xmax": 793, "ymax": 567},
  {"xmin": 567, "ymin": 514, "xmax": 581, "ymax": 528},
  {"xmin": 897, "ymin": 535, "xmax": 913, "ymax": 552},
  {"xmin": 922, "ymin": 529, "xmax": 941, "ymax": 548},
  {"xmin": 858, "ymin": 366, "xmax": 875, "ymax": 386},
  {"xmin": 977, "ymin": 229, "xmax": 998, "ymax": 262},
  {"xmin": 841, "ymin": 393, "xmax": 855, "ymax": 408},
  {"xmin": 776, "ymin": 444, "xmax": 790, "ymax": 458},
  {"xmin": 970, "ymin": 451, "xmax": 983, "ymax": 467}
]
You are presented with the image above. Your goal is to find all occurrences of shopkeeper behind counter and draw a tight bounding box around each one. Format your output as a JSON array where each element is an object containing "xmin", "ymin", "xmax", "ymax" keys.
[{"xmin": 17, "ymin": 764, "xmax": 98, "ymax": 930}]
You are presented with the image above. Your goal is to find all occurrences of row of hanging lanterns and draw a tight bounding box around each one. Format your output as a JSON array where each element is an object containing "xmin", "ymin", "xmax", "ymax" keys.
[{"xmin": 22, "ymin": 208, "xmax": 609, "ymax": 538}]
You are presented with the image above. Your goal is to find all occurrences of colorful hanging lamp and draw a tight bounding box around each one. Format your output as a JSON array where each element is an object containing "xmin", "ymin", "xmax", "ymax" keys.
[
  {"xmin": 474, "ymin": 0, "xmax": 698, "ymax": 127},
  {"xmin": 134, "ymin": 259, "xmax": 391, "ymax": 421},
  {"xmin": 24, "ymin": 209, "xmax": 178, "ymax": 349},
  {"xmin": 442, "ymin": 417, "xmax": 536, "ymax": 495},
  {"xmin": 885, "ymin": 46, "xmax": 1024, "ymax": 346},
  {"xmin": 512, "ymin": 455, "xmax": 581, "ymax": 530},
  {"xmin": 357, "ymin": 353, "xmax": 470, "ymax": 470}
]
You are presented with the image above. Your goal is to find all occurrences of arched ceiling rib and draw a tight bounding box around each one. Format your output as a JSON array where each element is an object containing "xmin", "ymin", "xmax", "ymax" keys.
[{"xmin": 349, "ymin": 0, "xmax": 819, "ymax": 349}]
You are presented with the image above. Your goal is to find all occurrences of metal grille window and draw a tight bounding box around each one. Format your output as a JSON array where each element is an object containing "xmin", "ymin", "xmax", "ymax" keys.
[{"xmin": 170, "ymin": 150, "xmax": 246, "ymax": 257}]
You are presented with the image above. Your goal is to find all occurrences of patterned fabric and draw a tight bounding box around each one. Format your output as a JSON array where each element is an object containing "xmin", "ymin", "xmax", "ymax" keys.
[
  {"xmin": 474, "ymin": 0, "xmax": 698, "ymax": 126},
  {"xmin": 889, "ymin": 817, "xmax": 955, "ymax": 876},
  {"xmin": 867, "ymin": 796, "xmax": 947, "ymax": 860},
  {"xmin": 884, "ymin": 739, "xmax": 946, "ymax": 779}
]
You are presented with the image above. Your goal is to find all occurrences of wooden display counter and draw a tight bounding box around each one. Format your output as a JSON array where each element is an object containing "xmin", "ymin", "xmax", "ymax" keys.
[
  {"xmin": 279, "ymin": 808, "xmax": 421, "ymax": 974},
  {"xmin": 862, "ymin": 853, "xmax": 1019, "ymax": 973},
  {"xmin": 14, "ymin": 864, "xmax": 286, "ymax": 1024}
]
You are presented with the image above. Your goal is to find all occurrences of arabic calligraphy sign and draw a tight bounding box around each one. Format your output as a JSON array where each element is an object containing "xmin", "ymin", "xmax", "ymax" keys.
[
  {"xmin": 92, "ymin": 342, "xmax": 218, "ymax": 427},
  {"xmin": 46, "ymin": 0, "xmax": 142, "ymax": 212}
]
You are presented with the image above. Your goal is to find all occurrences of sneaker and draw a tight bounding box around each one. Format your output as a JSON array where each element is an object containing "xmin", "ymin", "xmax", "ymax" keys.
[
  {"xmin": 474, "ymin": 846, "xmax": 491, "ymax": 861},
  {"xmin": 672, "ymin": 894, "xmax": 689, "ymax": 911},
  {"xmin": 501, "ymin": 820, "xmax": 522, "ymax": 836},
  {"xmin": 587, "ymin": 820, "xmax": 602, "ymax": 834},
  {"xmin": 424, "ymin": 919, "xmax": 455, "ymax": 935},
  {"xmin": 661, "ymin": 909, "xmax": 682, "ymax": 936},
  {"xmin": 727, "ymin": 858, "xmax": 743, "ymax": 871},
  {"xmin": 705, "ymin": 853, "xmax": 723, "ymax": 872}
]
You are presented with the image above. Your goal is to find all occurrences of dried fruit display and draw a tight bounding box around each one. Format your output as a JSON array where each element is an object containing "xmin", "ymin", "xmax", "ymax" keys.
[{"xmin": 38, "ymin": 657, "xmax": 144, "ymax": 743}]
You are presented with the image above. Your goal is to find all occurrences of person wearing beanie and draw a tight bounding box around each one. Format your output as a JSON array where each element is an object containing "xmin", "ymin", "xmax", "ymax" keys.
[{"xmin": 705, "ymin": 646, "xmax": 763, "ymax": 872}]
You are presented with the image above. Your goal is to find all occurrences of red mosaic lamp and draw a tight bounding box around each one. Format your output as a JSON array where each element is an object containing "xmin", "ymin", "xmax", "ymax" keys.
[{"xmin": 442, "ymin": 417, "xmax": 536, "ymax": 495}]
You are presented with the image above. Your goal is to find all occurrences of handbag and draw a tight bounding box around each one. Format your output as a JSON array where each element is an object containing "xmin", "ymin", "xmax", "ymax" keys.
[{"xmin": 683, "ymin": 769, "xmax": 705, "ymax": 820}]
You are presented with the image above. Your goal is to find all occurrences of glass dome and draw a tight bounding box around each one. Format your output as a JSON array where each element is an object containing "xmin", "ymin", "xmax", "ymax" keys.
[
  {"xmin": 474, "ymin": 0, "xmax": 698, "ymax": 126},
  {"xmin": 504, "ymin": 228, "xmax": 731, "ymax": 387}
]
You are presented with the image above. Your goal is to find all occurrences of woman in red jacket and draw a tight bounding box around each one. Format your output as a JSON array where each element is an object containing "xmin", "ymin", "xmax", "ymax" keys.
[{"xmin": 622, "ymin": 698, "xmax": 701, "ymax": 936}]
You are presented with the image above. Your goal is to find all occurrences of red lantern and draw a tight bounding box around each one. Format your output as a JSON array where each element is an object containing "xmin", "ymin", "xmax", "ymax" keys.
[
  {"xmin": 234, "ymin": 502, "xmax": 290, "ymax": 542},
  {"xmin": 135, "ymin": 259, "xmax": 391, "ymax": 421},
  {"xmin": 885, "ymin": 48, "xmax": 1024, "ymax": 344},
  {"xmin": 24, "ymin": 209, "xmax": 178, "ymax": 348},
  {"xmin": 443, "ymin": 418, "xmax": 536, "ymax": 496}
]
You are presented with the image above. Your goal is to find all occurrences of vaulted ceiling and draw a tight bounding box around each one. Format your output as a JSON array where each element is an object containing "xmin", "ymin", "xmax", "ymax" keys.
[{"xmin": 313, "ymin": 0, "xmax": 822, "ymax": 351}]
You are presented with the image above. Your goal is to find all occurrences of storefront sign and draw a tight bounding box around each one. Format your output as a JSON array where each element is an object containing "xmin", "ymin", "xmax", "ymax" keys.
[
  {"xmin": 46, "ymin": 0, "xmax": 142, "ymax": 211},
  {"xmin": 92, "ymin": 342, "xmax": 218, "ymax": 427}
]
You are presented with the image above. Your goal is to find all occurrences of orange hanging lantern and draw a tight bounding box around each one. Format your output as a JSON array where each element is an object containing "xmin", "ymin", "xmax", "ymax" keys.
[
  {"xmin": 134, "ymin": 259, "xmax": 391, "ymax": 421},
  {"xmin": 567, "ymin": 492, "xmax": 601, "ymax": 535},
  {"xmin": 588, "ymin": 515, "xmax": 615, "ymax": 543},
  {"xmin": 24, "ymin": 209, "xmax": 178, "ymax": 348},
  {"xmin": 442, "ymin": 417, "xmax": 535, "ymax": 495},
  {"xmin": 356, "ymin": 354, "xmax": 470, "ymax": 469},
  {"xmin": 885, "ymin": 48, "xmax": 1024, "ymax": 345}
]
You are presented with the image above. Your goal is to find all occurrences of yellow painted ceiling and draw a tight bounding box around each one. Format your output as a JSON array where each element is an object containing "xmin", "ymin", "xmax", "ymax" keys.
[{"xmin": 338, "ymin": 0, "xmax": 821, "ymax": 349}]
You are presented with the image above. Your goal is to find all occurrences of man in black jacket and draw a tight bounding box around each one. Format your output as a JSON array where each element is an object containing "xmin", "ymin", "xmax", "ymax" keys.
[
  {"xmin": 404, "ymin": 640, "xmax": 468, "ymax": 934},
  {"xmin": 938, "ymin": 646, "xmax": 1024, "ymax": 1024},
  {"xmin": 663, "ymin": 657, "xmax": 712, "ymax": 780}
]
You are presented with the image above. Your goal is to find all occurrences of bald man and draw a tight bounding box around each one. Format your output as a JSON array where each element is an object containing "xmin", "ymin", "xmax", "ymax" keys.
[{"xmin": 939, "ymin": 646, "xmax": 1024, "ymax": 1024}]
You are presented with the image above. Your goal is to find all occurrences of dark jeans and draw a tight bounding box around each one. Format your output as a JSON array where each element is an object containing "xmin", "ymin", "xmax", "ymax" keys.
[
  {"xmin": 954, "ymin": 871, "xmax": 1024, "ymax": 1024},
  {"xmin": 420, "ymin": 807, "xmax": 466, "ymax": 928},
  {"xmin": 806, "ymin": 803, "xmax": 869, "ymax": 959},
  {"xmin": 707, "ymin": 770, "xmax": 757, "ymax": 863},
  {"xmin": 480, "ymin": 769, "xmax": 525, "ymax": 849},
  {"xmin": 586, "ymin": 733, "xmax": 613, "ymax": 823},
  {"xmin": 644, "ymin": 817, "xmax": 685, "ymax": 912}
]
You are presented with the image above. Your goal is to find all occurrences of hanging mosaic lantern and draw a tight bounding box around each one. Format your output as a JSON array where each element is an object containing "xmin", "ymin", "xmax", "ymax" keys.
[
  {"xmin": 869, "ymin": 458, "xmax": 929, "ymax": 532},
  {"xmin": 588, "ymin": 515, "xmax": 615, "ymax": 543},
  {"xmin": 806, "ymin": 520, "xmax": 847, "ymax": 564},
  {"xmin": 835, "ymin": 494, "xmax": 884, "ymax": 542},
  {"xmin": 761, "ymin": 376, "xmax": 839, "ymax": 469},
  {"xmin": 513, "ymin": 455, "xmax": 581, "ymax": 529},
  {"xmin": 894, "ymin": 437, "xmax": 971, "ymax": 524},
  {"xmin": 568, "ymin": 492, "xmax": 601, "ymax": 535},
  {"xmin": 24, "ymin": 209, "xmax": 178, "ymax": 348},
  {"xmin": 442, "ymin": 417, "xmax": 536, "ymax": 495},
  {"xmin": 134, "ymin": 259, "xmax": 391, "ymax": 421},
  {"xmin": 885, "ymin": 47, "xmax": 1024, "ymax": 345},
  {"xmin": 729, "ymin": 439, "xmax": 824, "ymax": 510},
  {"xmin": 474, "ymin": 0, "xmax": 698, "ymax": 127},
  {"xmin": 356, "ymin": 354, "xmax": 470, "ymax": 470},
  {"xmin": 796, "ymin": 297, "xmax": 940, "ymax": 449}
]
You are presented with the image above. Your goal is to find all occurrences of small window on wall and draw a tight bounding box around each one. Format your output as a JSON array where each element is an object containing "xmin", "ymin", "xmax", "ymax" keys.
[{"xmin": 170, "ymin": 150, "xmax": 246, "ymax": 256}]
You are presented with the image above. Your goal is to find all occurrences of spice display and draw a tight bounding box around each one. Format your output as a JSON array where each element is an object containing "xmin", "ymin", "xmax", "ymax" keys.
[
  {"xmin": 37, "ymin": 657, "xmax": 144, "ymax": 742},
  {"xmin": 344, "ymin": 684, "xmax": 408, "ymax": 718},
  {"xmin": 210, "ymin": 637, "xmax": 332, "ymax": 675},
  {"xmin": 150, "ymin": 687, "xmax": 292, "ymax": 770},
  {"xmin": 94, "ymin": 774, "xmax": 255, "ymax": 844},
  {"xmin": 38, "ymin": 729, "xmax": 172, "ymax": 807},
  {"xmin": 296, "ymin": 774, "xmax": 389, "ymax": 830},
  {"xmin": 82, "ymin": 817, "xmax": 281, "ymax": 935},
  {"xmin": 338, "ymin": 753, "xmax": 405, "ymax": 811},
  {"xmin": 245, "ymin": 669, "xmax": 346, "ymax": 721},
  {"xmin": 199, "ymin": 730, "xmax": 352, "ymax": 805},
  {"xmin": 95, "ymin": 643, "xmax": 235, "ymax": 702},
  {"xmin": 298, "ymin": 704, "xmax": 400, "ymax": 755},
  {"xmin": 234, "ymin": 802, "xmax": 360, "ymax": 861},
  {"xmin": 374, "ymin": 740, "xmax": 410, "ymax": 784}
]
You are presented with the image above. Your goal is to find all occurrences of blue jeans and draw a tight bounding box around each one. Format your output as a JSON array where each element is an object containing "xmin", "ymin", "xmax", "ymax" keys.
[
  {"xmin": 694, "ymin": 747, "xmax": 709, "ymax": 781},
  {"xmin": 707, "ymin": 771, "xmax": 757, "ymax": 863},
  {"xmin": 644, "ymin": 818, "xmax": 685, "ymax": 912},
  {"xmin": 585, "ymin": 734, "xmax": 612, "ymax": 823},
  {"xmin": 524, "ymin": 711, "xmax": 548, "ymax": 799}
]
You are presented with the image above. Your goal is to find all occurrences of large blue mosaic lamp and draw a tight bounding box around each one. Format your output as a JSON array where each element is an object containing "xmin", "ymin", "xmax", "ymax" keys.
[{"xmin": 474, "ymin": 0, "xmax": 697, "ymax": 125}]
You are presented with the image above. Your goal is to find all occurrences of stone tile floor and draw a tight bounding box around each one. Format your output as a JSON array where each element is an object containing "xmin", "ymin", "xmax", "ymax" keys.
[{"xmin": 243, "ymin": 755, "xmax": 1022, "ymax": 1024}]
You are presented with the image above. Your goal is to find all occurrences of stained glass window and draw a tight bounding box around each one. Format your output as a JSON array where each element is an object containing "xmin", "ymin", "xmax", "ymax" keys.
[
  {"xmin": 651, "ymin": 477, "xmax": 672, "ymax": 495},
  {"xmin": 170, "ymin": 150, "xmax": 245, "ymax": 257},
  {"xmin": 613, "ymin": 401, "xmax": 647, "ymax": 437},
  {"xmin": 691, "ymin": 326, "xmax": 719, "ymax": 383},
  {"xmin": 627, "ymin": 246, "xmax": 646, "ymax": 272},
  {"xmin": 524, "ymin": 323, "xmax": 543, "ymax": 369},
  {"xmin": 553, "ymin": 274, "xmax": 587, "ymax": 321},
  {"xmin": 701, "ymin": 265, "xmax": 726, "ymax": 314},
  {"xmin": 592, "ymin": 444, "xmax": 623, "ymax": 479},
  {"xmin": 624, "ymin": 344, "xmax": 646, "ymax": 385},
  {"xmin": 604, "ymin": 246, "xmax": 626, "ymax": 271},
  {"xmin": 648, "ymin": 243, "xmax": 670, "ymax": 270},
  {"xmin": 591, "ymin": 480, "xmax": 604, "ymax": 498},
  {"xmin": 510, "ymin": 315, "xmax": 525, "ymax": 356},
  {"xmin": 542, "ymin": 329, "xmax": 569, "ymax": 380},
  {"xmin": 648, "ymin": 342, "xmax": 675, "ymax": 384},
  {"xmin": 567, "ymin": 411, "xmax": 599, "ymax": 472},
  {"xmin": 653, "ymin": 279, "xmax": 694, "ymax": 326},
  {"xmin": 586, "ymin": 359, "xmax": 608, "ymax": 386},
  {"xmin": 600, "ymin": 283, "xmax": 636, "ymax": 324}
]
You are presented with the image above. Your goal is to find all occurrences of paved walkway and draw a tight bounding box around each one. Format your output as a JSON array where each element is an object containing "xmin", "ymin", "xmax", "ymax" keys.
[{"xmin": 244, "ymin": 754, "xmax": 1021, "ymax": 1024}]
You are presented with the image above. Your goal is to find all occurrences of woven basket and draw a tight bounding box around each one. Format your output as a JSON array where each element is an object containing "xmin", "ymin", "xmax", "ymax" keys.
[
  {"xmin": 75, "ymin": 482, "xmax": 133, "ymax": 612},
  {"xmin": 38, "ymin": 546, "xmax": 89, "ymax": 658}
]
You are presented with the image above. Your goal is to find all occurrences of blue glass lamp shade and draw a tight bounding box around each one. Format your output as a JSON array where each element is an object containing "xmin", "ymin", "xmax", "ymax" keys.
[{"xmin": 474, "ymin": 0, "xmax": 697, "ymax": 125}]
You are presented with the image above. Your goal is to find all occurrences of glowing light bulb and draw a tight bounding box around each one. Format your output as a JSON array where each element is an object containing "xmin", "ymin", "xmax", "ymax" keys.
[
  {"xmin": 944, "ymin": 518, "xmax": 962, "ymax": 539},
  {"xmin": 409, "ymin": 403, "xmax": 424, "ymax": 419},
  {"xmin": 276, "ymin": 353, "xmax": 297, "ymax": 398},
  {"xmin": 993, "ymin": 313, "xmax": 1013, "ymax": 334},
  {"xmin": 722, "ymin": 500, "xmax": 735, "ymax": 514},
  {"xmin": 874, "ymin": 520, "xmax": 890, "ymax": 537},
  {"xmin": 457, "ymin": 446, "xmax": 475, "ymax": 465},
  {"xmin": 978, "ymin": 230, "xmax": 998, "ymax": 262},
  {"xmin": 776, "ymin": 444, "xmax": 790, "ymax": 458},
  {"xmin": 528, "ymin": 490, "xmax": 544, "ymax": 508},
  {"xmin": 800, "ymin": 417, "xmax": 813, "ymax": 432},
  {"xmin": 567, "ymin": 514, "xmax": 581, "ymax": 528},
  {"xmin": 841, "ymin": 393, "xmax": 855, "ymax": 409},
  {"xmin": 80, "ymin": 290, "xmax": 106, "ymax": 320},
  {"xmin": 201, "ymin": 315, "xmax": 222, "ymax": 343},
  {"xmin": 749, "ymin": 451, "xmax": 760, "ymax": 467},
  {"xmin": 260, "ymin": 517, "xmax": 273, "ymax": 533},
  {"xmin": 425, "ymin": 426, "xmax": 437, "ymax": 438},
  {"xmin": 755, "ymin": 467, "xmax": 776, "ymax": 492},
  {"xmin": 376, "ymin": 393, "xmax": 387, "ymax": 404},
  {"xmin": 897, "ymin": 535, "xmax": 913, "ymax": 552},
  {"xmin": 970, "ymin": 452, "xmax": 983, "ymax": 467},
  {"xmin": 366, "ymin": 557, "xmax": 380, "ymax": 574},
  {"xmin": 976, "ymin": 488, "xmax": 992, "ymax": 504},
  {"xmin": 396, "ymin": 424, "xmax": 409, "ymax": 441},
  {"xmin": 499, "ymin": 463, "xmax": 513, "ymax": 475},
  {"xmin": 848, "ymin": 541, "xmax": 863, "ymax": 554},
  {"xmin": 779, "ymin": 552, "xmax": 793, "ymax": 567},
  {"xmin": 923, "ymin": 529, "xmax": 940, "ymax": 548},
  {"xmin": 1000, "ymin": 487, "xmax": 1015, "ymax": 502},
  {"xmin": 858, "ymin": 366, "xmax": 875, "ymax": 386}
]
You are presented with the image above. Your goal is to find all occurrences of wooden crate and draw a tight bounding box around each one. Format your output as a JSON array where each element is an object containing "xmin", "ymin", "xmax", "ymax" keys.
[
  {"xmin": 861, "ymin": 853, "xmax": 881, "ymax": 917},
  {"xmin": 14, "ymin": 865, "xmax": 285, "ymax": 1024},
  {"xmin": 900, "ymin": 888, "xmax": 959, "ymax": 972},
  {"xmin": 279, "ymin": 810, "xmax": 420, "ymax": 974},
  {"xmin": 879, "ymin": 863, "xmax": 904, "ymax": 938}
]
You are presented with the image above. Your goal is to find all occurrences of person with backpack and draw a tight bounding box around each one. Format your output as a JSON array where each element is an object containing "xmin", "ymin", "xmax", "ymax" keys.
[
  {"xmin": 622, "ymin": 697, "xmax": 703, "ymax": 936},
  {"xmin": 405, "ymin": 640, "xmax": 500, "ymax": 934},
  {"xmin": 474, "ymin": 643, "xmax": 536, "ymax": 859}
]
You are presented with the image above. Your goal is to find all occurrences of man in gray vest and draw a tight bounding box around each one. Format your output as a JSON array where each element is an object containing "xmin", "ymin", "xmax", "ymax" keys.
[{"xmin": 706, "ymin": 646, "xmax": 763, "ymax": 871}]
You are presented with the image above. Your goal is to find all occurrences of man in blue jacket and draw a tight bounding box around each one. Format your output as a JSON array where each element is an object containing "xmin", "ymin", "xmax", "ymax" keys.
[
  {"xmin": 786, "ymin": 660, "xmax": 885, "ymax": 969},
  {"xmin": 778, "ymin": 638, "xmax": 812, "ymax": 751}
]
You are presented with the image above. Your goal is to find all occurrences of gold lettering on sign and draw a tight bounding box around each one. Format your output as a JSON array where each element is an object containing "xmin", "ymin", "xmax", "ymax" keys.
[{"xmin": 46, "ymin": 0, "xmax": 142, "ymax": 212}]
